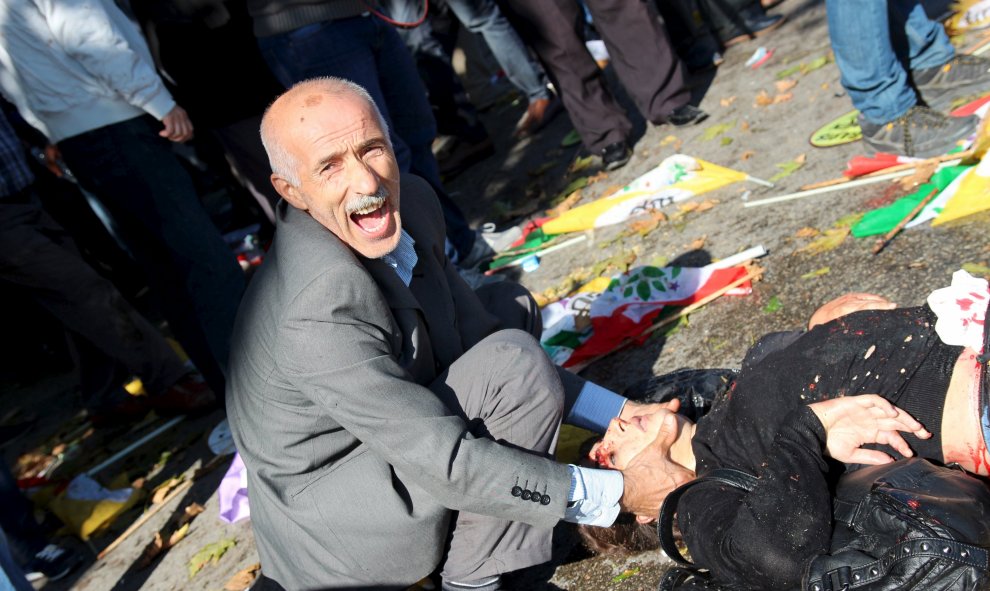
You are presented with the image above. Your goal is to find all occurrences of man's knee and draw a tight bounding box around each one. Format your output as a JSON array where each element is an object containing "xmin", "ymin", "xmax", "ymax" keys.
[{"xmin": 477, "ymin": 329, "xmax": 564, "ymax": 414}]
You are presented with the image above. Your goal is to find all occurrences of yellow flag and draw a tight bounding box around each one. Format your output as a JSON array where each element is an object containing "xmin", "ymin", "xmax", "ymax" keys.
[
  {"xmin": 932, "ymin": 157, "xmax": 990, "ymax": 225},
  {"xmin": 542, "ymin": 155, "xmax": 748, "ymax": 235}
]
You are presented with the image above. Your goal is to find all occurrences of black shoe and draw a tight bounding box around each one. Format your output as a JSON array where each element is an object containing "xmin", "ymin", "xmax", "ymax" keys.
[
  {"xmin": 858, "ymin": 105, "xmax": 978, "ymax": 157},
  {"xmin": 25, "ymin": 544, "xmax": 81, "ymax": 583},
  {"xmin": 600, "ymin": 141, "xmax": 632, "ymax": 171},
  {"xmin": 719, "ymin": 9, "xmax": 786, "ymax": 47},
  {"xmin": 914, "ymin": 55, "xmax": 990, "ymax": 112},
  {"xmin": 667, "ymin": 104, "xmax": 710, "ymax": 127}
]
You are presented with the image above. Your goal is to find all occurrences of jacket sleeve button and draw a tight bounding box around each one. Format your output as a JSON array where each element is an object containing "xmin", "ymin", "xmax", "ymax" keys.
[
  {"xmin": 521, "ymin": 489, "xmax": 532, "ymax": 500},
  {"xmin": 540, "ymin": 495, "xmax": 551, "ymax": 505},
  {"xmin": 511, "ymin": 486, "xmax": 522, "ymax": 497},
  {"xmin": 531, "ymin": 493, "xmax": 543, "ymax": 503}
]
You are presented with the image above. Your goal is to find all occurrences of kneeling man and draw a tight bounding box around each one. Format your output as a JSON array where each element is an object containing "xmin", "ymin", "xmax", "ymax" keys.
[{"xmin": 227, "ymin": 78, "xmax": 675, "ymax": 591}]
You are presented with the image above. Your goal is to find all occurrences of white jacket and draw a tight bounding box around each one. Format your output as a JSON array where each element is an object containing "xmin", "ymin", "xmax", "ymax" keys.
[{"xmin": 0, "ymin": 0, "xmax": 176, "ymax": 142}]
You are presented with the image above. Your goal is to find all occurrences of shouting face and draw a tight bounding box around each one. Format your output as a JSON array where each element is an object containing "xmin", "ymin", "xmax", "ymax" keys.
[{"xmin": 269, "ymin": 85, "xmax": 402, "ymax": 259}]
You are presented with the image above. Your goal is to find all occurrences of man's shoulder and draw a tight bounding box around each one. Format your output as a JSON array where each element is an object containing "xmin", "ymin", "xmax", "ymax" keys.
[{"xmin": 398, "ymin": 173, "xmax": 445, "ymax": 248}]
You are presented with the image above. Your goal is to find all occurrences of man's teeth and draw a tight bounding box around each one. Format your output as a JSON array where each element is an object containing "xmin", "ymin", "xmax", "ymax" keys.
[{"xmin": 351, "ymin": 201, "xmax": 384, "ymax": 215}]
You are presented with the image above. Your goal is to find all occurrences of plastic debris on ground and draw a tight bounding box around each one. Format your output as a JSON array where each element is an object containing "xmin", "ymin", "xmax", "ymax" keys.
[{"xmin": 745, "ymin": 46, "xmax": 774, "ymax": 69}]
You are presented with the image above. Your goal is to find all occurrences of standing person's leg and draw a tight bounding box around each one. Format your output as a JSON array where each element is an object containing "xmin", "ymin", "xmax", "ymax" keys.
[
  {"xmin": 893, "ymin": 0, "xmax": 955, "ymax": 70},
  {"xmin": 0, "ymin": 527, "xmax": 34, "ymax": 591},
  {"xmin": 428, "ymin": 330, "xmax": 564, "ymax": 588},
  {"xmin": 826, "ymin": 0, "xmax": 917, "ymax": 124},
  {"xmin": 445, "ymin": 0, "xmax": 550, "ymax": 104},
  {"xmin": 0, "ymin": 462, "xmax": 44, "ymax": 568},
  {"xmin": 57, "ymin": 117, "xmax": 245, "ymax": 394},
  {"xmin": 0, "ymin": 191, "xmax": 189, "ymax": 407},
  {"xmin": 583, "ymin": 0, "xmax": 694, "ymax": 124},
  {"xmin": 500, "ymin": 0, "xmax": 632, "ymax": 154}
]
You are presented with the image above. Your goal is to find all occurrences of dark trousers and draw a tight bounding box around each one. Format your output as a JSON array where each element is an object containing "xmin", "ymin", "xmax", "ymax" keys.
[
  {"xmin": 501, "ymin": 0, "xmax": 690, "ymax": 153},
  {"xmin": 0, "ymin": 189, "xmax": 188, "ymax": 408},
  {"xmin": 0, "ymin": 461, "xmax": 43, "ymax": 568},
  {"xmin": 58, "ymin": 116, "xmax": 246, "ymax": 395}
]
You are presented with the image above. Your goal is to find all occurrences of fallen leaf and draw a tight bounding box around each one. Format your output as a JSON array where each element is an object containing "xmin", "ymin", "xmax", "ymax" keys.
[
  {"xmin": 740, "ymin": 121, "xmax": 751, "ymax": 132},
  {"xmin": 897, "ymin": 162, "xmax": 936, "ymax": 190},
  {"xmin": 740, "ymin": 150, "xmax": 756, "ymax": 161},
  {"xmin": 769, "ymin": 154, "xmax": 806, "ymax": 182},
  {"xmin": 568, "ymin": 155, "xmax": 596, "ymax": 174},
  {"xmin": 178, "ymin": 502, "xmax": 205, "ymax": 528},
  {"xmin": 151, "ymin": 476, "xmax": 184, "ymax": 505},
  {"xmin": 720, "ymin": 136, "xmax": 734, "ymax": 146},
  {"xmin": 720, "ymin": 96, "xmax": 737, "ymax": 107},
  {"xmin": 560, "ymin": 129, "xmax": 581, "ymax": 148},
  {"xmin": 687, "ymin": 235, "xmax": 707, "ymax": 250},
  {"xmin": 598, "ymin": 185, "xmax": 621, "ymax": 199},
  {"xmin": 556, "ymin": 176, "xmax": 589, "ymax": 200},
  {"xmin": 168, "ymin": 522, "xmax": 190, "ymax": 547},
  {"xmin": 775, "ymin": 79, "xmax": 798, "ymax": 93},
  {"xmin": 797, "ymin": 227, "xmax": 850, "ymax": 255},
  {"xmin": 659, "ymin": 135, "xmax": 680, "ymax": 147},
  {"xmin": 776, "ymin": 64, "xmax": 803, "ymax": 79},
  {"xmin": 702, "ymin": 121, "xmax": 735, "ymax": 141},
  {"xmin": 528, "ymin": 161, "xmax": 557, "ymax": 177},
  {"xmin": 821, "ymin": 82, "xmax": 830, "ymax": 90},
  {"xmin": 754, "ymin": 90, "xmax": 774, "ymax": 107},
  {"xmin": 546, "ymin": 190, "xmax": 583, "ymax": 217},
  {"xmin": 772, "ymin": 92, "xmax": 794, "ymax": 104},
  {"xmin": 800, "ymin": 267, "xmax": 831, "ymax": 280},
  {"xmin": 961, "ymin": 263, "xmax": 990, "ymax": 278},
  {"xmin": 188, "ymin": 538, "xmax": 237, "ymax": 579},
  {"xmin": 763, "ymin": 295, "xmax": 783, "ymax": 313},
  {"xmin": 586, "ymin": 171, "xmax": 609, "ymax": 184},
  {"xmin": 225, "ymin": 563, "xmax": 262, "ymax": 591},
  {"xmin": 612, "ymin": 567, "xmax": 641, "ymax": 583},
  {"xmin": 795, "ymin": 227, "xmax": 820, "ymax": 238},
  {"xmin": 137, "ymin": 532, "xmax": 166, "ymax": 569},
  {"xmin": 629, "ymin": 211, "xmax": 668, "ymax": 236},
  {"xmin": 803, "ymin": 55, "xmax": 830, "ymax": 74}
]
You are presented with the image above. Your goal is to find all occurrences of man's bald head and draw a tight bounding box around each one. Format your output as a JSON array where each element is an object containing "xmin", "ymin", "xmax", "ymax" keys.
[{"xmin": 260, "ymin": 77, "xmax": 390, "ymax": 186}]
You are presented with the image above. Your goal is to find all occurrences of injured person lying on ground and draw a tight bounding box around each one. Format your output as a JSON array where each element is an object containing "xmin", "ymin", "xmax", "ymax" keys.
[{"xmin": 579, "ymin": 270, "xmax": 990, "ymax": 590}]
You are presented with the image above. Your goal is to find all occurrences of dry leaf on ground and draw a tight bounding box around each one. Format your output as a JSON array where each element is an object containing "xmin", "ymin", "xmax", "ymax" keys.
[
  {"xmin": 225, "ymin": 563, "xmax": 262, "ymax": 591},
  {"xmin": 775, "ymin": 79, "xmax": 798, "ymax": 93},
  {"xmin": 151, "ymin": 477, "xmax": 184, "ymax": 505},
  {"xmin": 754, "ymin": 90, "xmax": 774, "ymax": 107},
  {"xmin": 659, "ymin": 135, "xmax": 680, "ymax": 147},
  {"xmin": 629, "ymin": 211, "xmax": 668, "ymax": 236},
  {"xmin": 178, "ymin": 502, "xmax": 205, "ymax": 528},
  {"xmin": 687, "ymin": 235, "xmax": 708, "ymax": 250},
  {"xmin": 797, "ymin": 228, "xmax": 849, "ymax": 255},
  {"xmin": 545, "ymin": 190, "xmax": 582, "ymax": 217},
  {"xmin": 795, "ymin": 227, "xmax": 820, "ymax": 238},
  {"xmin": 773, "ymin": 92, "xmax": 794, "ymax": 104},
  {"xmin": 740, "ymin": 150, "xmax": 756, "ymax": 161},
  {"xmin": 188, "ymin": 538, "xmax": 237, "ymax": 578},
  {"xmin": 897, "ymin": 162, "xmax": 937, "ymax": 190},
  {"xmin": 598, "ymin": 185, "xmax": 621, "ymax": 199},
  {"xmin": 586, "ymin": 171, "xmax": 609, "ymax": 184},
  {"xmin": 720, "ymin": 96, "xmax": 737, "ymax": 107}
]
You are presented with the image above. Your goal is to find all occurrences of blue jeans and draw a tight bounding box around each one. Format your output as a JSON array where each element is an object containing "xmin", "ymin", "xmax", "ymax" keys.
[
  {"xmin": 257, "ymin": 15, "xmax": 476, "ymax": 260},
  {"xmin": 0, "ymin": 528, "xmax": 32, "ymax": 591},
  {"xmin": 58, "ymin": 116, "xmax": 246, "ymax": 394},
  {"xmin": 826, "ymin": 0, "xmax": 955, "ymax": 124}
]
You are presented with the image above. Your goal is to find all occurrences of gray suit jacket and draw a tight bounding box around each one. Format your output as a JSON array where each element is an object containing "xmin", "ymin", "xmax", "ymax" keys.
[{"xmin": 227, "ymin": 175, "xmax": 575, "ymax": 590}]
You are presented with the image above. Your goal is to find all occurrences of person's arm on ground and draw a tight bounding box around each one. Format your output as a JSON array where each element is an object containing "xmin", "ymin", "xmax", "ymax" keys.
[{"xmin": 807, "ymin": 293, "xmax": 896, "ymax": 330}]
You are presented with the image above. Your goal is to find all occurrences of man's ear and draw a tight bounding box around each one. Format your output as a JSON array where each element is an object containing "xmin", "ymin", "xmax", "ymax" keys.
[
  {"xmin": 271, "ymin": 174, "xmax": 306, "ymax": 211},
  {"xmin": 635, "ymin": 513, "xmax": 657, "ymax": 525}
]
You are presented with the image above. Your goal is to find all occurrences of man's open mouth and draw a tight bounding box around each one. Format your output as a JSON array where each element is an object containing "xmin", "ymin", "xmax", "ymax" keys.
[{"xmin": 349, "ymin": 197, "xmax": 389, "ymax": 235}]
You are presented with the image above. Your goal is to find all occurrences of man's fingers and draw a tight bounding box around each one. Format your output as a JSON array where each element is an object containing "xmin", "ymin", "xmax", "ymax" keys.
[
  {"xmin": 848, "ymin": 448, "xmax": 895, "ymax": 465},
  {"xmin": 877, "ymin": 430, "xmax": 915, "ymax": 458}
]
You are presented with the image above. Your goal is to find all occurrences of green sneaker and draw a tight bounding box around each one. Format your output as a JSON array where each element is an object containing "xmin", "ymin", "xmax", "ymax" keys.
[
  {"xmin": 858, "ymin": 105, "xmax": 977, "ymax": 157},
  {"xmin": 914, "ymin": 55, "xmax": 990, "ymax": 111}
]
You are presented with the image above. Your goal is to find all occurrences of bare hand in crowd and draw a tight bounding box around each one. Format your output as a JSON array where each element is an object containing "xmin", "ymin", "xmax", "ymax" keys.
[
  {"xmin": 809, "ymin": 394, "xmax": 930, "ymax": 465},
  {"xmin": 807, "ymin": 293, "xmax": 896, "ymax": 330},
  {"xmin": 43, "ymin": 144, "xmax": 63, "ymax": 178},
  {"xmin": 618, "ymin": 403, "xmax": 694, "ymax": 522},
  {"xmin": 160, "ymin": 106, "xmax": 194, "ymax": 142}
]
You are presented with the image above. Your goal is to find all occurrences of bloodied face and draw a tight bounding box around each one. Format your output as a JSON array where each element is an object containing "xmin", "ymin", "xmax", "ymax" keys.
[{"xmin": 589, "ymin": 408, "xmax": 695, "ymax": 473}]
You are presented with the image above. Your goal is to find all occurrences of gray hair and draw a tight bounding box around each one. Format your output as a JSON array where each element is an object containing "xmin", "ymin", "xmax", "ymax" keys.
[{"xmin": 260, "ymin": 77, "xmax": 391, "ymax": 186}]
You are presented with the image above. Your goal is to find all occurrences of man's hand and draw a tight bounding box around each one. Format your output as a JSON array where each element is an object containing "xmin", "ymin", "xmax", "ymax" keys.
[
  {"xmin": 618, "ymin": 412, "xmax": 694, "ymax": 523},
  {"xmin": 160, "ymin": 106, "xmax": 194, "ymax": 143},
  {"xmin": 619, "ymin": 397, "xmax": 680, "ymax": 422},
  {"xmin": 42, "ymin": 144, "xmax": 64, "ymax": 178},
  {"xmin": 809, "ymin": 395, "xmax": 930, "ymax": 465},
  {"xmin": 807, "ymin": 293, "xmax": 896, "ymax": 330}
]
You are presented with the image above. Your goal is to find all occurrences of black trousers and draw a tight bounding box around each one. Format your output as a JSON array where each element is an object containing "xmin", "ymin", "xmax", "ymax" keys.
[{"xmin": 500, "ymin": 0, "xmax": 690, "ymax": 153}]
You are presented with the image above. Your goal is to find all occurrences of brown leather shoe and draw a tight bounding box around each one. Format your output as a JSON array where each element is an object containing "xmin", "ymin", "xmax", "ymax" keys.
[
  {"xmin": 147, "ymin": 373, "xmax": 217, "ymax": 417},
  {"xmin": 513, "ymin": 96, "xmax": 562, "ymax": 138}
]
